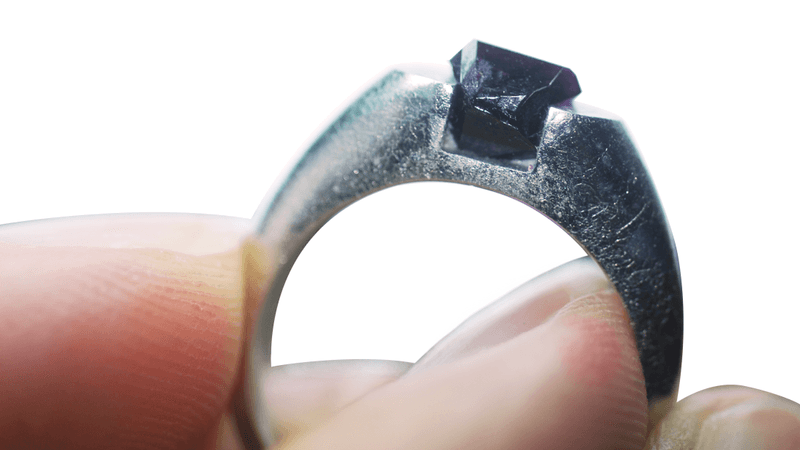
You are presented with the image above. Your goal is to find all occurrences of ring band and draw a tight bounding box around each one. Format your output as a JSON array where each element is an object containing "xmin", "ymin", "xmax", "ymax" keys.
[{"xmin": 239, "ymin": 41, "xmax": 683, "ymax": 447}]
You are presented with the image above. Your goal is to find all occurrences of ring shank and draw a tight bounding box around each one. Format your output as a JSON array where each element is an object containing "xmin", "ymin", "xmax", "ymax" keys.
[{"xmin": 242, "ymin": 66, "xmax": 682, "ymax": 447}]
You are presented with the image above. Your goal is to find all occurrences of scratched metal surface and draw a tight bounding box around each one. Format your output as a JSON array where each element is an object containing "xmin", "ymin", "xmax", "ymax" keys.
[{"xmin": 247, "ymin": 65, "xmax": 682, "ymax": 446}]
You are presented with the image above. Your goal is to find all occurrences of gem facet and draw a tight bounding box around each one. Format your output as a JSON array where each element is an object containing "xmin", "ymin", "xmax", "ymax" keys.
[{"xmin": 448, "ymin": 41, "xmax": 581, "ymax": 160}]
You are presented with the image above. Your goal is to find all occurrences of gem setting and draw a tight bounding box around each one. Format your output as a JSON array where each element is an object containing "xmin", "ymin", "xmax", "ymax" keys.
[{"xmin": 447, "ymin": 41, "xmax": 581, "ymax": 163}]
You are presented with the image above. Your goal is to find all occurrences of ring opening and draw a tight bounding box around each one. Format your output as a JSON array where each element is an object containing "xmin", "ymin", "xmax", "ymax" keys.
[{"xmin": 271, "ymin": 181, "xmax": 586, "ymax": 366}]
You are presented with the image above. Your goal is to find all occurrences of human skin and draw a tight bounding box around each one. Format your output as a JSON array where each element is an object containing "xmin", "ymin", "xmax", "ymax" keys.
[{"xmin": 1, "ymin": 214, "xmax": 798, "ymax": 449}]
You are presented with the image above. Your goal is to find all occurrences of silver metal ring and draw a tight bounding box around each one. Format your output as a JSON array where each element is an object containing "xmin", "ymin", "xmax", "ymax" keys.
[{"xmin": 239, "ymin": 41, "xmax": 682, "ymax": 447}]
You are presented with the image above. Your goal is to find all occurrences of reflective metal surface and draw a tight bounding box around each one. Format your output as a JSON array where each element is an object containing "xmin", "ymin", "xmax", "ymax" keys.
[{"xmin": 240, "ymin": 55, "xmax": 682, "ymax": 447}]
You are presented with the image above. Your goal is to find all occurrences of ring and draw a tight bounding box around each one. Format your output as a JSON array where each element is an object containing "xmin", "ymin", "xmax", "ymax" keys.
[{"xmin": 237, "ymin": 40, "xmax": 683, "ymax": 447}]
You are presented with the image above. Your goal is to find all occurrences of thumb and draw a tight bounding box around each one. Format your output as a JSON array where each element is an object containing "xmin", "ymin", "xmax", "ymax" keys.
[{"xmin": 279, "ymin": 270, "xmax": 647, "ymax": 450}]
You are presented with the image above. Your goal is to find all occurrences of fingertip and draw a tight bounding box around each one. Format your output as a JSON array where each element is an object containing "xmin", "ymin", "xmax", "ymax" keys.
[
  {"xmin": 413, "ymin": 256, "xmax": 613, "ymax": 370},
  {"xmin": 546, "ymin": 289, "xmax": 649, "ymax": 449},
  {"xmin": 261, "ymin": 360, "xmax": 411, "ymax": 443},
  {"xmin": 647, "ymin": 386, "xmax": 800, "ymax": 449},
  {"xmin": 0, "ymin": 214, "xmax": 249, "ymax": 449}
]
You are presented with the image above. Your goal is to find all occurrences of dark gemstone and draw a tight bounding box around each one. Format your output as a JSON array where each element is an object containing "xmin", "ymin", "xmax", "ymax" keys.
[{"xmin": 448, "ymin": 40, "xmax": 581, "ymax": 160}]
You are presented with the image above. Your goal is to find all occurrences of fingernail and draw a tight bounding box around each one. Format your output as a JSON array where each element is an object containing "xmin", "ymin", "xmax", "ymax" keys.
[
  {"xmin": 697, "ymin": 401, "xmax": 800, "ymax": 449},
  {"xmin": 412, "ymin": 256, "xmax": 612, "ymax": 369},
  {"xmin": 261, "ymin": 361, "xmax": 410, "ymax": 442}
]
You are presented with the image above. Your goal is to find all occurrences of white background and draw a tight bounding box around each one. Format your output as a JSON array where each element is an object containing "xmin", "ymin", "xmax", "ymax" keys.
[{"xmin": 1, "ymin": 2, "xmax": 798, "ymax": 404}]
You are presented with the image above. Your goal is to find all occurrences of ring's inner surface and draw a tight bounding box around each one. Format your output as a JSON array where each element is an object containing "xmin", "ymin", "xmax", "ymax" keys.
[{"xmin": 271, "ymin": 181, "xmax": 586, "ymax": 366}]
